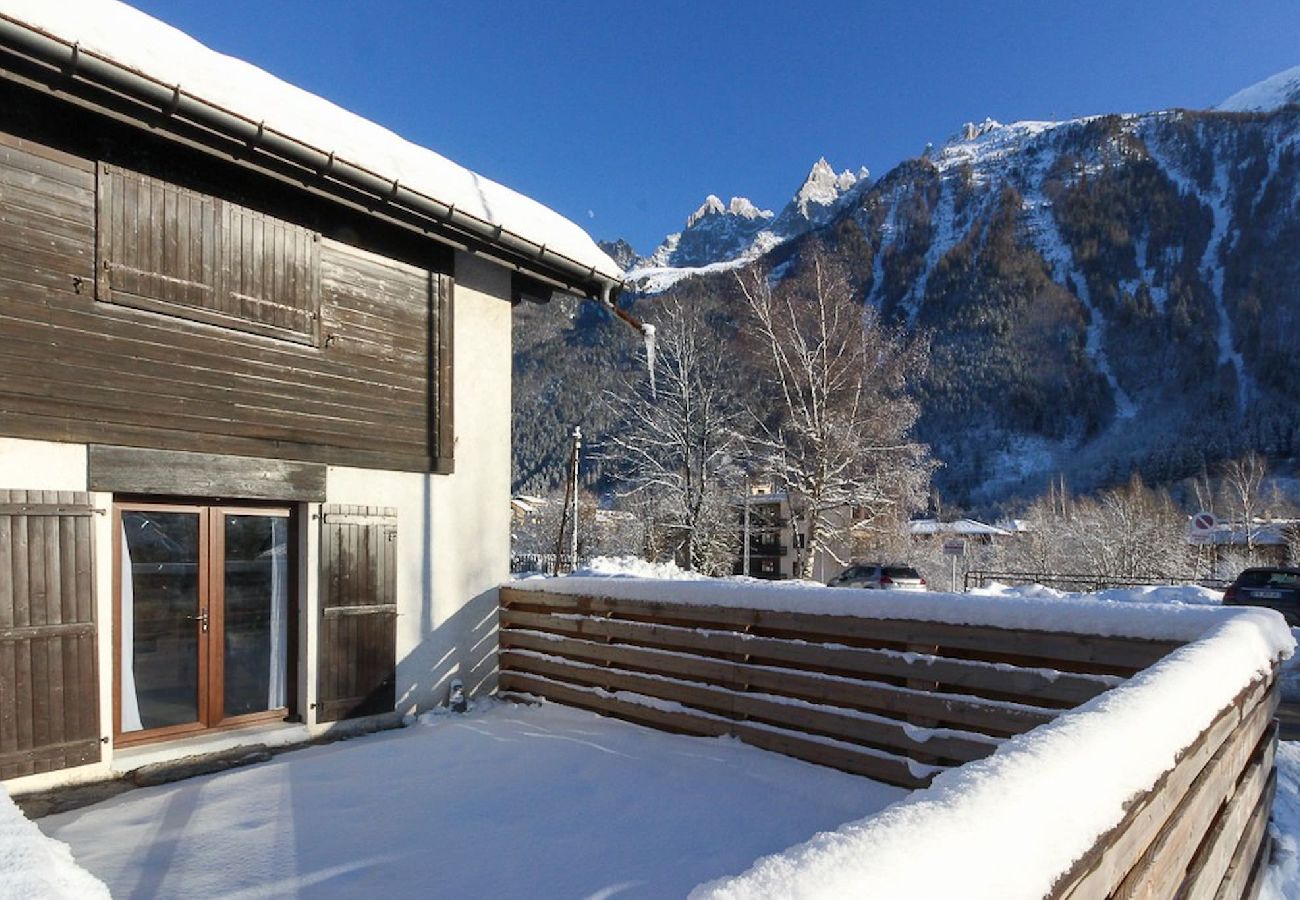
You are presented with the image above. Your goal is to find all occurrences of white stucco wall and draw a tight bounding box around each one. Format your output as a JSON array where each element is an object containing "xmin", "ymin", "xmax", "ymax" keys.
[
  {"xmin": 326, "ymin": 251, "xmax": 510, "ymax": 716},
  {"xmin": 0, "ymin": 437, "xmax": 87, "ymax": 491}
]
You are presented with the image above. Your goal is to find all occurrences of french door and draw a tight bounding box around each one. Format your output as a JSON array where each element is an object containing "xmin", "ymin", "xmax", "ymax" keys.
[{"xmin": 113, "ymin": 501, "xmax": 294, "ymax": 746}]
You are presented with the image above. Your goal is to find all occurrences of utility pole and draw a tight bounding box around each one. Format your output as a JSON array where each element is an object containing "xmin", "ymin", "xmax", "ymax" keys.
[
  {"xmin": 553, "ymin": 425, "xmax": 582, "ymax": 575},
  {"xmin": 742, "ymin": 473, "xmax": 751, "ymax": 577},
  {"xmin": 568, "ymin": 425, "xmax": 581, "ymax": 570}
]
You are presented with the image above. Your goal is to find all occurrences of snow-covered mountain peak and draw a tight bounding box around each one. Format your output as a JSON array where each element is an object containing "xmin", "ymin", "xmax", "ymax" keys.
[
  {"xmin": 684, "ymin": 194, "xmax": 772, "ymax": 228},
  {"xmin": 686, "ymin": 194, "xmax": 727, "ymax": 227},
  {"xmin": 1217, "ymin": 64, "xmax": 1300, "ymax": 112},
  {"xmin": 788, "ymin": 157, "xmax": 868, "ymax": 217},
  {"xmin": 726, "ymin": 197, "xmax": 773, "ymax": 220}
]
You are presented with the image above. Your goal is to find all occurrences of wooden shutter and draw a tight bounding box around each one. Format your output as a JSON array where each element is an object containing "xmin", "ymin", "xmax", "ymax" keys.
[
  {"xmin": 0, "ymin": 491, "xmax": 101, "ymax": 779},
  {"xmin": 97, "ymin": 163, "xmax": 321, "ymax": 345},
  {"xmin": 97, "ymin": 163, "xmax": 220, "ymax": 310},
  {"xmin": 221, "ymin": 203, "xmax": 321, "ymax": 344},
  {"xmin": 317, "ymin": 505, "xmax": 397, "ymax": 723}
]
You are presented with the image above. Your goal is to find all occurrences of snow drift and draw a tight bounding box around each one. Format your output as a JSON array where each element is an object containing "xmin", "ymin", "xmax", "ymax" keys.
[{"xmin": 0, "ymin": 786, "xmax": 107, "ymax": 899}]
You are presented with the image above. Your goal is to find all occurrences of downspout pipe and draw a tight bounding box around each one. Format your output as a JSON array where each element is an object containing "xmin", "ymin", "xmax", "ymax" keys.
[{"xmin": 0, "ymin": 13, "xmax": 625, "ymax": 305}]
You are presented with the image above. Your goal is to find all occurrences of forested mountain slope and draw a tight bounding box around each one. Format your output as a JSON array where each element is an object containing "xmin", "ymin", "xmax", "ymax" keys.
[{"xmin": 515, "ymin": 78, "xmax": 1300, "ymax": 509}]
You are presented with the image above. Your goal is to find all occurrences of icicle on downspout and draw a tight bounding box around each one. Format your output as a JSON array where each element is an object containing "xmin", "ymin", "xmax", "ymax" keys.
[
  {"xmin": 596, "ymin": 279, "xmax": 658, "ymax": 399},
  {"xmin": 641, "ymin": 323, "xmax": 656, "ymax": 398}
]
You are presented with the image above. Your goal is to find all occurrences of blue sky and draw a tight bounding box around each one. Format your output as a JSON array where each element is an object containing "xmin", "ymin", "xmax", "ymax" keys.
[{"xmin": 132, "ymin": 1, "xmax": 1300, "ymax": 255}]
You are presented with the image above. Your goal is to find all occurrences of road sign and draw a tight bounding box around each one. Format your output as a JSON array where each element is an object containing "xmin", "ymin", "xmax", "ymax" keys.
[
  {"xmin": 1189, "ymin": 512, "xmax": 1218, "ymax": 545},
  {"xmin": 942, "ymin": 539, "xmax": 966, "ymax": 557}
]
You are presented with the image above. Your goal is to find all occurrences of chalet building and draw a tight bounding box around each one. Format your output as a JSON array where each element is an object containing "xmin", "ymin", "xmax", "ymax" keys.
[{"xmin": 0, "ymin": 3, "xmax": 621, "ymax": 790}]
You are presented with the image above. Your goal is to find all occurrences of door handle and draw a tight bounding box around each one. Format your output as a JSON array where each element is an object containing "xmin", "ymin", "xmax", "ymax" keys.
[{"xmin": 186, "ymin": 608, "xmax": 209, "ymax": 633}]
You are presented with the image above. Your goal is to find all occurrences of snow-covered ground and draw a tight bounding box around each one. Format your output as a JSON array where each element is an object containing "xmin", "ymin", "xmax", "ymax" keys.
[{"xmin": 37, "ymin": 701, "xmax": 904, "ymax": 899}]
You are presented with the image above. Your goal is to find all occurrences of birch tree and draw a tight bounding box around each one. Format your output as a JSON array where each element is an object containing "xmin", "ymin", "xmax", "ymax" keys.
[
  {"xmin": 1218, "ymin": 452, "xmax": 1268, "ymax": 563},
  {"xmin": 737, "ymin": 249, "xmax": 934, "ymax": 579},
  {"xmin": 601, "ymin": 293, "xmax": 745, "ymax": 574}
]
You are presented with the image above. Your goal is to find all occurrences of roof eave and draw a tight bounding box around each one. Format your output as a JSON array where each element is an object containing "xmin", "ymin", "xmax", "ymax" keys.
[{"xmin": 0, "ymin": 12, "xmax": 623, "ymax": 303}]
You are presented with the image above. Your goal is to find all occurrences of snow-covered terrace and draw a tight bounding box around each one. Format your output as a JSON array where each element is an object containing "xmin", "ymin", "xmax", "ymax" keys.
[{"xmin": 12, "ymin": 577, "xmax": 1295, "ymax": 898}]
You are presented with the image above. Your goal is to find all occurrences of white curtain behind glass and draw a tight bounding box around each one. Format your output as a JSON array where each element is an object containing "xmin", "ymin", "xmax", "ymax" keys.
[
  {"xmin": 119, "ymin": 524, "xmax": 143, "ymax": 732},
  {"xmin": 267, "ymin": 518, "xmax": 288, "ymax": 709}
]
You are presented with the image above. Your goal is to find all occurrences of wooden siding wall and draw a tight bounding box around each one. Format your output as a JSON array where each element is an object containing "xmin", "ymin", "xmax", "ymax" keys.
[
  {"xmin": 0, "ymin": 131, "xmax": 452, "ymax": 473},
  {"xmin": 316, "ymin": 505, "xmax": 397, "ymax": 723},
  {"xmin": 499, "ymin": 588, "xmax": 1277, "ymax": 899},
  {"xmin": 0, "ymin": 491, "xmax": 100, "ymax": 779}
]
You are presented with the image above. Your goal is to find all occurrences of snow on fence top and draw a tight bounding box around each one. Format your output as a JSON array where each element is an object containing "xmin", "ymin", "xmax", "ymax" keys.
[
  {"xmin": 509, "ymin": 575, "xmax": 1282, "ymax": 644},
  {"xmin": 0, "ymin": 0, "xmax": 621, "ymax": 284},
  {"xmin": 0, "ymin": 786, "xmax": 108, "ymax": 899},
  {"xmin": 692, "ymin": 610, "xmax": 1290, "ymax": 899}
]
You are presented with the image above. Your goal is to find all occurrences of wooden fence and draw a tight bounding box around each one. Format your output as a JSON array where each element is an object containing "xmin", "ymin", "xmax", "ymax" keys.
[{"xmin": 498, "ymin": 586, "xmax": 1278, "ymax": 898}]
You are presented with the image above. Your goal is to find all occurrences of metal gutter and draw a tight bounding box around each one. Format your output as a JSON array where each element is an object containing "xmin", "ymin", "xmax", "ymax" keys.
[{"xmin": 0, "ymin": 12, "xmax": 625, "ymax": 306}]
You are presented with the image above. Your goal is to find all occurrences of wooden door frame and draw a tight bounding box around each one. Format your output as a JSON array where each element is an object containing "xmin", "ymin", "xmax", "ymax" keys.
[
  {"xmin": 209, "ymin": 505, "xmax": 294, "ymax": 730},
  {"xmin": 112, "ymin": 499, "xmax": 297, "ymax": 748}
]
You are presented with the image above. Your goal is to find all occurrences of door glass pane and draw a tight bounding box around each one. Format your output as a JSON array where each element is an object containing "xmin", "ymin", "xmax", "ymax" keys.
[
  {"xmin": 120, "ymin": 511, "xmax": 201, "ymax": 732},
  {"xmin": 223, "ymin": 515, "xmax": 290, "ymax": 718}
]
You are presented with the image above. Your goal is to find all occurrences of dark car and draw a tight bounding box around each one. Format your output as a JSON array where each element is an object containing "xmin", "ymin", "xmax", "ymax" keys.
[
  {"xmin": 1223, "ymin": 567, "xmax": 1300, "ymax": 625},
  {"xmin": 828, "ymin": 564, "xmax": 927, "ymax": 591}
]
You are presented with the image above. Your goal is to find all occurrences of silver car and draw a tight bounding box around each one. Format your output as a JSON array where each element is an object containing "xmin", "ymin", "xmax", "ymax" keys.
[{"xmin": 828, "ymin": 564, "xmax": 927, "ymax": 591}]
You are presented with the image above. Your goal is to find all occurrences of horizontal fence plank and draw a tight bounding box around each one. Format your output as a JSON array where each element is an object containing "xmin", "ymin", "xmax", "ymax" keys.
[
  {"xmin": 500, "ymin": 607, "xmax": 1119, "ymax": 709},
  {"xmin": 501, "ymin": 588, "xmax": 1179, "ymax": 675},
  {"xmin": 1224, "ymin": 774, "xmax": 1276, "ymax": 900},
  {"xmin": 499, "ymin": 670, "xmax": 932, "ymax": 789},
  {"xmin": 1112, "ymin": 692, "xmax": 1278, "ymax": 899},
  {"xmin": 1181, "ymin": 726, "xmax": 1278, "ymax": 900},
  {"xmin": 501, "ymin": 648, "xmax": 998, "ymax": 766},
  {"xmin": 502, "ymin": 629, "xmax": 1056, "ymax": 738},
  {"xmin": 1051, "ymin": 676, "xmax": 1275, "ymax": 899}
]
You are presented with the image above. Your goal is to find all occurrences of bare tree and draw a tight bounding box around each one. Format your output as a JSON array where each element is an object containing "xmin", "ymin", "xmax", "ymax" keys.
[
  {"xmin": 1006, "ymin": 475, "xmax": 1189, "ymax": 583},
  {"xmin": 1218, "ymin": 452, "xmax": 1269, "ymax": 563},
  {"xmin": 737, "ymin": 249, "xmax": 934, "ymax": 579},
  {"xmin": 601, "ymin": 293, "xmax": 745, "ymax": 574}
]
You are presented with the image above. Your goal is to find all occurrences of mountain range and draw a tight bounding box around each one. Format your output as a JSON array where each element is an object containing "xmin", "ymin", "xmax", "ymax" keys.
[{"xmin": 516, "ymin": 66, "xmax": 1300, "ymax": 511}]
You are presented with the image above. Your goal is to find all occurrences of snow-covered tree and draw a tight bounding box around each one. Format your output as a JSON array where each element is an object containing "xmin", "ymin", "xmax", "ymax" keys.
[
  {"xmin": 600, "ymin": 293, "xmax": 745, "ymax": 574},
  {"xmin": 736, "ymin": 248, "xmax": 934, "ymax": 580},
  {"xmin": 1218, "ymin": 451, "xmax": 1268, "ymax": 563}
]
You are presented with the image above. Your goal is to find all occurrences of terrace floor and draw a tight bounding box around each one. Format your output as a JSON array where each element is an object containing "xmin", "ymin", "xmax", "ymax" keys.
[{"xmin": 38, "ymin": 701, "xmax": 906, "ymax": 899}]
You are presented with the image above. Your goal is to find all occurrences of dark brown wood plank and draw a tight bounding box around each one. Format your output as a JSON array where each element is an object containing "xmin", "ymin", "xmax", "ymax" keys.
[
  {"xmin": 88, "ymin": 445, "xmax": 326, "ymax": 502},
  {"xmin": 501, "ymin": 588, "xmax": 1177, "ymax": 674},
  {"xmin": 501, "ymin": 608, "xmax": 1117, "ymax": 708},
  {"xmin": 501, "ymin": 630, "xmax": 1055, "ymax": 737},
  {"xmin": 501, "ymin": 649, "xmax": 996, "ymax": 765},
  {"xmin": 499, "ymin": 670, "xmax": 931, "ymax": 789}
]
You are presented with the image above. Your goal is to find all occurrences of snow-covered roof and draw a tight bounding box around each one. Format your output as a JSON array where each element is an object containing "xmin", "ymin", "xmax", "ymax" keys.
[
  {"xmin": 908, "ymin": 518, "xmax": 1013, "ymax": 537},
  {"xmin": 0, "ymin": 0, "xmax": 621, "ymax": 287}
]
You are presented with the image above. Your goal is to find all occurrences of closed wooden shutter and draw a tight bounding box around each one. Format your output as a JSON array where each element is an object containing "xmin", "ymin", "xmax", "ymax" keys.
[
  {"xmin": 96, "ymin": 163, "xmax": 220, "ymax": 310},
  {"xmin": 97, "ymin": 163, "xmax": 321, "ymax": 345},
  {"xmin": 317, "ymin": 505, "xmax": 397, "ymax": 723},
  {"xmin": 0, "ymin": 491, "xmax": 101, "ymax": 779},
  {"xmin": 221, "ymin": 203, "xmax": 321, "ymax": 344}
]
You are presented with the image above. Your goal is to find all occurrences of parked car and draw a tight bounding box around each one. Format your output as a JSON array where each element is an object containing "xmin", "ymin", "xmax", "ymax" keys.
[
  {"xmin": 1223, "ymin": 567, "xmax": 1300, "ymax": 625},
  {"xmin": 828, "ymin": 564, "xmax": 927, "ymax": 591}
]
